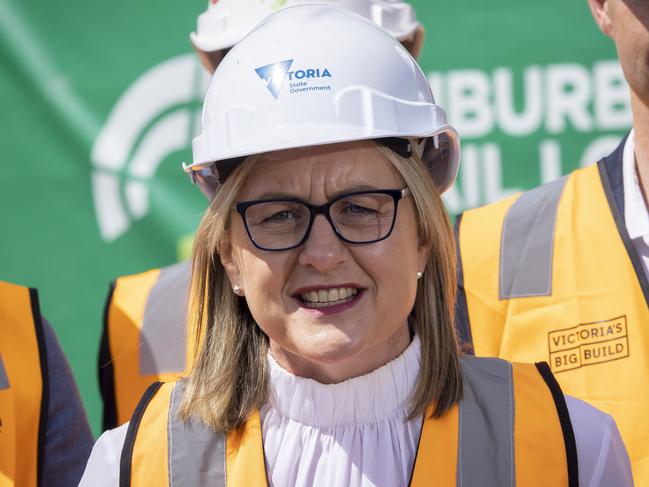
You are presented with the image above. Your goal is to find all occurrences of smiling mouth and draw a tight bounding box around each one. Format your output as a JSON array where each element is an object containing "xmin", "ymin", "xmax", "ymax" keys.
[{"xmin": 297, "ymin": 287, "xmax": 360, "ymax": 308}]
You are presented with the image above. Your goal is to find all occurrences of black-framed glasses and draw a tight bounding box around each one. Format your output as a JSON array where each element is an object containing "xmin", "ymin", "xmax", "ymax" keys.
[{"xmin": 235, "ymin": 188, "xmax": 411, "ymax": 251}]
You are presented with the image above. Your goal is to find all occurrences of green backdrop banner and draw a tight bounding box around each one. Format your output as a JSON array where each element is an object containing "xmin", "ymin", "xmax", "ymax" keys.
[{"xmin": 0, "ymin": 0, "xmax": 628, "ymax": 434}]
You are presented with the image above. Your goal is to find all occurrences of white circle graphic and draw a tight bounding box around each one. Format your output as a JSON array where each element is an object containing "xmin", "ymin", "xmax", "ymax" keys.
[{"xmin": 91, "ymin": 54, "xmax": 209, "ymax": 241}]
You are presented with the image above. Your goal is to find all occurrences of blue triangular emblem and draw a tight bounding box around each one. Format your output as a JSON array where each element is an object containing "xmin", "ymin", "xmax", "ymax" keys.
[{"xmin": 255, "ymin": 59, "xmax": 294, "ymax": 99}]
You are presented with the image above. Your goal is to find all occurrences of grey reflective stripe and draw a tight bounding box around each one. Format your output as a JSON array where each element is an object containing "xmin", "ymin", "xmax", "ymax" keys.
[
  {"xmin": 0, "ymin": 353, "xmax": 9, "ymax": 389},
  {"xmin": 140, "ymin": 261, "xmax": 191, "ymax": 375},
  {"xmin": 167, "ymin": 382, "xmax": 226, "ymax": 487},
  {"xmin": 499, "ymin": 177, "xmax": 568, "ymax": 299},
  {"xmin": 458, "ymin": 356, "xmax": 515, "ymax": 487}
]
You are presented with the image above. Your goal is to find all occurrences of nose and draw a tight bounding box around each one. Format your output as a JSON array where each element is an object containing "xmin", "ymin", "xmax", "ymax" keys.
[{"xmin": 298, "ymin": 214, "xmax": 346, "ymax": 272}]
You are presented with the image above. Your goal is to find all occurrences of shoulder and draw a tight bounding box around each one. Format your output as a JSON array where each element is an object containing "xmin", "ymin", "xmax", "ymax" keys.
[
  {"xmin": 83, "ymin": 382, "xmax": 173, "ymax": 487},
  {"xmin": 456, "ymin": 191, "xmax": 520, "ymax": 240},
  {"xmin": 42, "ymin": 318, "xmax": 94, "ymax": 484},
  {"xmin": 110, "ymin": 267, "xmax": 162, "ymax": 293},
  {"xmin": 113, "ymin": 260, "xmax": 190, "ymax": 287},
  {"xmin": 107, "ymin": 261, "xmax": 191, "ymax": 310},
  {"xmin": 78, "ymin": 423, "xmax": 129, "ymax": 487},
  {"xmin": 565, "ymin": 395, "xmax": 633, "ymax": 486},
  {"xmin": 460, "ymin": 175, "xmax": 575, "ymax": 231}
]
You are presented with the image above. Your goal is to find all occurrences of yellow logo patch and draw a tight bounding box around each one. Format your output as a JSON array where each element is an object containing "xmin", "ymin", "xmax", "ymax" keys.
[{"xmin": 548, "ymin": 316, "xmax": 629, "ymax": 373}]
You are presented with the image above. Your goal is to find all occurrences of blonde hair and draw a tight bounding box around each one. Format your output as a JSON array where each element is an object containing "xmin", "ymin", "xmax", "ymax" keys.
[{"xmin": 178, "ymin": 143, "xmax": 463, "ymax": 432}]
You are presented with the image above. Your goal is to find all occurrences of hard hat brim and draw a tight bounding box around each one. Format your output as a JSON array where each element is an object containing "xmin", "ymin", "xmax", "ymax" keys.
[
  {"xmin": 190, "ymin": 31, "xmax": 238, "ymax": 54},
  {"xmin": 187, "ymin": 124, "xmax": 459, "ymax": 194}
]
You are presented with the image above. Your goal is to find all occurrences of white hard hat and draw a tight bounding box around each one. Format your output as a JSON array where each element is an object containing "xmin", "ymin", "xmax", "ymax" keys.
[
  {"xmin": 191, "ymin": 0, "xmax": 421, "ymax": 53},
  {"xmin": 186, "ymin": 5, "xmax": 459, "ymax": 195}
]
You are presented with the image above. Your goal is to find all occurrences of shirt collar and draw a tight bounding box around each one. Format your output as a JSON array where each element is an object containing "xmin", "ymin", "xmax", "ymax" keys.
[
  {"xmin": 265, "ymin": 336, "xmax": 421, "ymax": 428},
  {"xmin": 623, "ymin": 129, "xmax": 649, "ymax": 241}
]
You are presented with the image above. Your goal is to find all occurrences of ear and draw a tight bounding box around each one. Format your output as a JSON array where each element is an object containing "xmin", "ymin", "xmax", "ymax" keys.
[
  {"xmin": 401, "ymin": 25, "xmax": 425, "ymax": 60},
  {"xmin": 588, "ymin": 0, "xmax": 614, "ymax": 37},
  {"xmin": 416, "ymin": 235, "xmax": 433, "ymax": 276},
  {"xmin": 218, "ymin": 240, "xmax": 243, "ymax": 294},
  {"xmin": 192, "ymin": 45, "xmax": 221, "ymax": 74}
]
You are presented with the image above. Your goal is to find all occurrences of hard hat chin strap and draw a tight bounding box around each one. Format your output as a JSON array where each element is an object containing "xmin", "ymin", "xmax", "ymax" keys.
[
  {"xmin": 184, "ymin": 156, "xmax": 243, "ymax": 200},
  {"xmin": 378, "ymin": 136, "xmax": 436, "ymax": 160},
  {"xmin": 377, "ymin": 137, "xmax": 413, "ymax": 158}
]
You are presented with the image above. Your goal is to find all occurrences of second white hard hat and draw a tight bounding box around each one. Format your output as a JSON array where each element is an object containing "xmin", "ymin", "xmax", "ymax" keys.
[
  {"xmin": 191, "ymin": 0, "xmax": 421, "ymax": 53},
  {"xmin": 186, "ymin": 5, "xmax": 459, "ymax": 195}
]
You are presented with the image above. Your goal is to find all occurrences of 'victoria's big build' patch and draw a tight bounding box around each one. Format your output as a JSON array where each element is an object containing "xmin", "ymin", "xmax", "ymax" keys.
[{"xmin": 548, "ymin": 316, "xmax": 629, "ymax": 373}]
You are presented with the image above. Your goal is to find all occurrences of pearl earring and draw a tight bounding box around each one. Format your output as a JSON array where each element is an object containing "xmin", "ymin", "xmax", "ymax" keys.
[
  {"xmin": 416, "ymin": 272, "xmax": 423, "ymax": 280},
  {"xmin": 233, "ymin": 285, "xmax": 242, "ymax": 295}
]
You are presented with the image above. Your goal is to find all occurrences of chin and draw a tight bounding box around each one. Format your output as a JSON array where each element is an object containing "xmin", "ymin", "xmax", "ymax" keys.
[{"xmin": 295, "ymin": 331, "xmax": 366, "ymax": 365}]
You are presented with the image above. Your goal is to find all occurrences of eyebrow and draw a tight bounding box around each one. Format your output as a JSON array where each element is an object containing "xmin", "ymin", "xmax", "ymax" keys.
[{"xmin": 251, "ymin": 184, "xmax": 385, "ymax": 201}]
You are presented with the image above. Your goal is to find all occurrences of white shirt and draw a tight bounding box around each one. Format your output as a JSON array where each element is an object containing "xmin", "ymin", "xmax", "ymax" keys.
[
  {"xmin": 623, "ymin": 129, "xmax": 649, "ymax": 282},
  {"xmin": 80, "ymin": 337, "xmax": 632, "ymax": 486}
]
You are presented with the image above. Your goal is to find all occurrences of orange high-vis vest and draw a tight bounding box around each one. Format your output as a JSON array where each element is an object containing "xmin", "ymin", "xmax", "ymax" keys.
[
  {"xmin": 120, "ymin": 356, "xmax": 578, "ymax": 487},
  {"xmin": 99, "ymin": 261, "xmax": 196, "ymax": 429},
  {"xmin": 0, "ymin": 281, "xmax": 47, "ymax": 487},
  {"xmin": 456, "ymin": 139, "xmax": 649, "ymax": 483}
]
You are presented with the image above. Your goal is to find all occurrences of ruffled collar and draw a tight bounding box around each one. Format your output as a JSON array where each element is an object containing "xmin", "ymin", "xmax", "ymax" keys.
[{"xmin": 266, "ymin": 336, "xmax": 421, "ymax": 428}]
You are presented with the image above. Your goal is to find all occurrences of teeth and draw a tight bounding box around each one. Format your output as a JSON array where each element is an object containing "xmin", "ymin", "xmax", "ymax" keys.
[{"xmin": 300, "ymin": 287, "xmax": 358, "ymax": 305}]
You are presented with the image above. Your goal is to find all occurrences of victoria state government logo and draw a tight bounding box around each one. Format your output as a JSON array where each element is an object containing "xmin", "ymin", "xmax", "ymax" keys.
[
  {"xmin": 548, "ymin": 316, "xmax": 630, "ymax": 373},
  {"xmin": 255, "ymin": 59, "xmax": 333, "ymax": 99}
]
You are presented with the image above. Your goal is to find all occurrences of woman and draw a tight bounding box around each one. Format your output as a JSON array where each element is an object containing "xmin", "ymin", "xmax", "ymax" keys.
[{"xmin": 81, "ymin": 5, "xmax": 632, "ymax": 486}]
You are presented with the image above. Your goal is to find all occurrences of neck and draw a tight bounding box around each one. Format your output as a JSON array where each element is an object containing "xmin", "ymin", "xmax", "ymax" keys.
[
  {"xmin": 632, "ymin": 92, "xmax": 649, "ymax": 199},
  {"xmin": 268, "ymin": 324, "xmax": 411, "ymax": 384}
]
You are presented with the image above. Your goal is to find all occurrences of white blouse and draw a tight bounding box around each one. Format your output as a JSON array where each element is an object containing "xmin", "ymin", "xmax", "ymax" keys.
[
  {"xmin": 80, "ymin": 337, "xmax": 633, "ymax": 486},
  {"xmin": 260, "ymin": 337, "xmax": 422, "ymax": 486}
]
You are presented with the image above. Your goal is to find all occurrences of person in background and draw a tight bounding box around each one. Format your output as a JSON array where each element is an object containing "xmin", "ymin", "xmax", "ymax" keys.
[
  {"xmin": 454, "ymin": 0, "xmax": 649, "ymax": 483},
  {"xmin": 99, "ymin": 0, "xmax": 425, "ymax": 430},
  {"xmin": 82, "ymin": 6, "xmax": 631, "ymax": 486},
  {"xmin": 0, "ymin": 280, "xmax": 93, "ymax": 486}
]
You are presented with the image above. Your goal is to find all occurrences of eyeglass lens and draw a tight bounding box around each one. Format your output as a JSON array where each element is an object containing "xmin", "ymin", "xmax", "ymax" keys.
[{"xmin": 242, "ymin": 192, "xmax": 398, "ymax": 250}]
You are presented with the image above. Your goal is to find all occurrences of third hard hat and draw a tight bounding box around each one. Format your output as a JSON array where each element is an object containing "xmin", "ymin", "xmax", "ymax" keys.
[{"xmin": 191, "ymin": 0, "xmax": 421, "ymax": 53}]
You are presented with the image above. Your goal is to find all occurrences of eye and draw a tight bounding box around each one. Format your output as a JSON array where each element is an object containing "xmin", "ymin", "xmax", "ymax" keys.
[
  {"xmin": 342, "ymin": 202, "xmax": 377, "ymax": 214},
  {"xmin": 263, "ymin": 210, "xmax": 299, "ymax": 223},
  {"xmin": 245, "ymin": 201, "xmax": 308, "ymax": 227}
]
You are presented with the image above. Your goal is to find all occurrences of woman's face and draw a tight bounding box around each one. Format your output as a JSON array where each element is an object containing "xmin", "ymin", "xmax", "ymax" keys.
[{"xmin": 220, "ymin": 141, "xmax": 431, "ymax": 383}]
